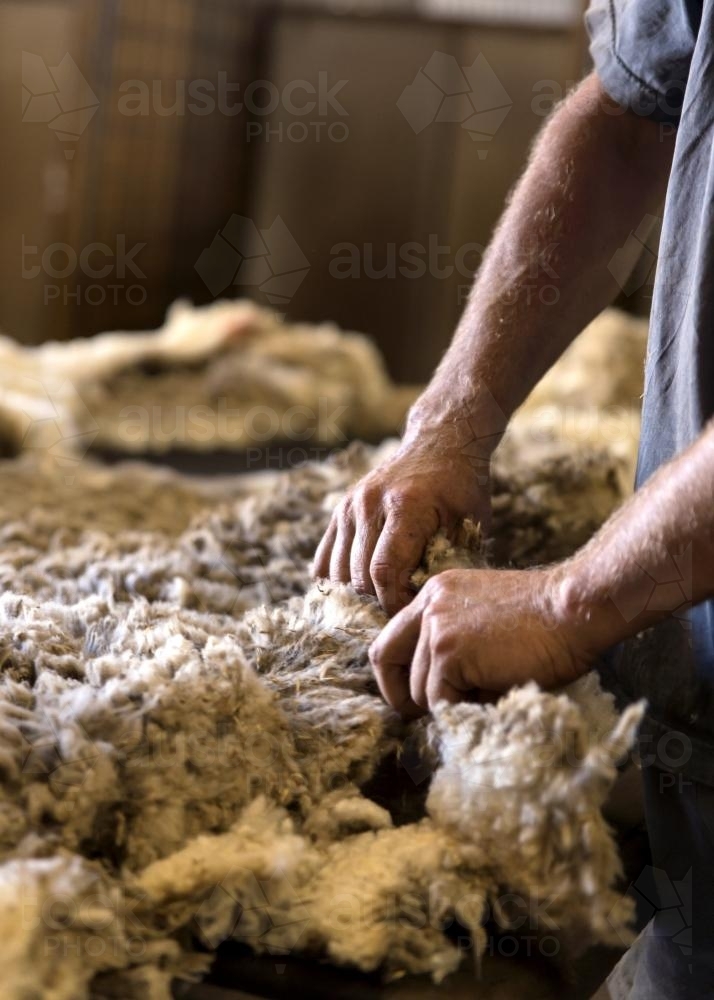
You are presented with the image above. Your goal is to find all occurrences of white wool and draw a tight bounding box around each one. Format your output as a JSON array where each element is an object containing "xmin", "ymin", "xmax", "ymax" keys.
[
  {"xmin": 0, "ymin": 302, "xmax": 644, "ymax": 461},
  {"xmin": 0, "ymin": 306, "xmax": 649, "ymax": 995},
  {"xmin": 505, "ymin": 308, "xmax": 646, "ymax": 499},
  {"xmin": 0, "ymin": 436, "xmax": 642, "ymax": 997},
  {"xmin": 0, "ymin": 299, "xmax": 420, "ymax": 456},
  {"xmin": 0, "ymin": 854, "xmax": 144, "ymax": 1000},
  {"xmin": 428, "ymin": 687, "xmax": 644, "ymax": 952},
  {"xmin": 518, "ymin": 308, "xmax": 648, "ymax": 413}
]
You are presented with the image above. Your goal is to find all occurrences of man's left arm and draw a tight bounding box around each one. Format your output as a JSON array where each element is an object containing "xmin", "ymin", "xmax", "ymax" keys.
[{"xmin": 370, "ymin": 421, "xmax": 714, "ymax": 716}]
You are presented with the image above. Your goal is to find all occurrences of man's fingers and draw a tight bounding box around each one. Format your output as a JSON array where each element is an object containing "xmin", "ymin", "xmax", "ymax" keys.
[
  {"xmin": 370, "ymin": 504, "xmax": 439, "ymax": 614},
  {"xmin": 329, "ymin": 512, "xmax": 356, "ymax": 584},
  {"xmin": 426, "ymin": 654, "xmax": 471, "ymax": 710},
  {"xmin": 369, "ymin": 599, "xmax": 424, "ymax": 716},
  {"xmin": 408, "ymin": 620, "xmax": 432, "ymax": 712},
  {"xmin": 313, "ymin": 518, "xmax": 337, "ymax": 578},
  {"xmin": 350, "ymin": 501, "xmax": 384, "ymax": 596}
]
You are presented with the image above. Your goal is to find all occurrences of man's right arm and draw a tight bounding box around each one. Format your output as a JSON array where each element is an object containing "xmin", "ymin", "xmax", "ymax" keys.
[{"xmin": 314, "ymin": 72, "xmax": 676, "ymax": 613}]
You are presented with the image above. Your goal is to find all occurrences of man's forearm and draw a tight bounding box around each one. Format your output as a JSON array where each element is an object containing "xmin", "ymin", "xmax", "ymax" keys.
[
  {"xmin": 558, "ymin": 421, "xmax": 714, "ymax": 652},
  {"xmin": 406, "ymin": 72, "xmax": 674, "ymax": 453}
]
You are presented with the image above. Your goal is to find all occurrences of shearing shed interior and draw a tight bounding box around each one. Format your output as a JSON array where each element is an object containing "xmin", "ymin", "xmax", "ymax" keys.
[{"xmin": 1, "ymin": 1, "xmax": 700, "ymax": 999}]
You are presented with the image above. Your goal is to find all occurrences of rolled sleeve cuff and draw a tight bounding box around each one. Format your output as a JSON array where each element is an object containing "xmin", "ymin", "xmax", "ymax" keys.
[{"xmin": 586, "ymin": 1, "xmax": 686, "ymax": 126}]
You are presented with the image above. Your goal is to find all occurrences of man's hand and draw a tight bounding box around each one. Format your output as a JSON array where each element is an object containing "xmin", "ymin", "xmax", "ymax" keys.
[
  {"xmin": 313, "ymin": 74, "xmax": 674, "ymax": 620},
  {"xmin": 313, "ymin": 439, "xmax": 491, "ymax": 615},
  {"xmin": 369, "ymin": 566, "xmax": 595, "ymax": 717},
  {"xmin": 370, "ymin": 420, "xmax": 714, "ymax": 718}
]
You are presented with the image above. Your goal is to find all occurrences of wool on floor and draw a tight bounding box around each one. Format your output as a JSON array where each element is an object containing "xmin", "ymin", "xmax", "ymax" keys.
[{"xmin": 0, "ymin": 431, "xmax": 641, "ymax": 999}]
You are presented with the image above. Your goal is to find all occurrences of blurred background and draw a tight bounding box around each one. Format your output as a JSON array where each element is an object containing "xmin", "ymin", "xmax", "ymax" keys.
[{"xmin": 2, "ymin": 0, "xmax": 649, "ymax": 384}]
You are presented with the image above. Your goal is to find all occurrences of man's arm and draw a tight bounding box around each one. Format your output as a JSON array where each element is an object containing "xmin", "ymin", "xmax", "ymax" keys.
[
  {"xmin": 314, "ymin": 71, "xmax": 675, "ymax": 614},
  {"xmin": 409, "ymin": 71, "xmax": 672, "ymax": 436},
  {"xmin": 369, "ymin": 421, "xmax": 714, "ymax": 715}
]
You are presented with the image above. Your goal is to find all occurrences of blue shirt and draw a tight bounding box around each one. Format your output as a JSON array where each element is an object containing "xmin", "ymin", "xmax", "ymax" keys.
[{"xmin": 587, "ymin": 0, "xmax": 714, "ymax": 782}]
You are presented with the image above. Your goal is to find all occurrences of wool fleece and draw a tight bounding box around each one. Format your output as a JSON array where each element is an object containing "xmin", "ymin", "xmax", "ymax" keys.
[
  {"xmin": 0, "ymin": 302, "xmax": 645, "ymax": 463},
  {"xmin": 0, "ymin": 415, "xmax": 643, "ymax": 998},
  {"xmin": 0, "ymin": 299, "xmax": 420, "ymax": 458}
]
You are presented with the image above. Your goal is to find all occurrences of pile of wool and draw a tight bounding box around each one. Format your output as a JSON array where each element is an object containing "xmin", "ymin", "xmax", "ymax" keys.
[
  {"xmin": 0, "ymin": 305, "xmax": 644, "ymax": 464},
  {"xmin": 505, "ymin": 308, "xmax": 646, "ymax": 490},
  {"xmin": 0, "ymin": 422, "xmax": 643, "ymax": 999},
  {"xmin": 490, "ymin": 431, "xmax": 637, "ymax": 567},
  {"xmin": 519, "ymin": 309, "xmax": 647, "ymax": 415},
  {"xmin": 0, "ymin": 298, "xmax": 420, "ymax": 458},
  {"xmin": 488, "ymin": 308, "xmax": 646, "ymax": 566}
]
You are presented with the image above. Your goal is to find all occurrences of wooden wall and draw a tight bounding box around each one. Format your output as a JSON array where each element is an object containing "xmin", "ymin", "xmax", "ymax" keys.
[
  {"xmin": 1, "ymin": 3, "xmax": 582, "ymax": 381},
  {"xmin": 250, "ymin": 13, "xmax": 580, "ymax": 379},
  {"xmin": 0, "ymin": 1, "xmax": 79, "ymax": 343}
]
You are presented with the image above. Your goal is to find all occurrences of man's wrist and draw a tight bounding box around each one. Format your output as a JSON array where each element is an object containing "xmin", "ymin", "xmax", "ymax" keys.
[
  {"xmin": 548, "ymin": 554, "xmax": 637, "ymax": 658},
  {"xmin": 404, "ymin": 395, "xmax": 505, "ymax": 461}
]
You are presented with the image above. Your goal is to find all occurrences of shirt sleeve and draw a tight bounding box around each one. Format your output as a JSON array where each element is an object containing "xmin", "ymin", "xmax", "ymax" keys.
[{"xmin": 585, "ymin": 0, "xmax": 701, "ymax": 125}]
